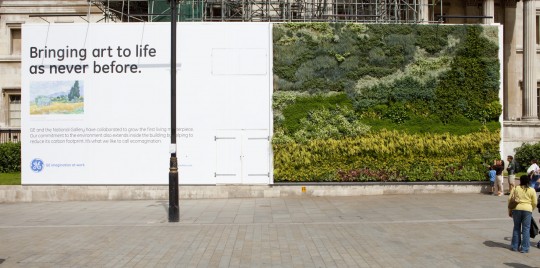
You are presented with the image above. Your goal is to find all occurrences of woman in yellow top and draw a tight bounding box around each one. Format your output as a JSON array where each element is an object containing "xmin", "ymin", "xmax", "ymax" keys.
[{"xmin": 508, "ymin": 175, "xmax": 538, "ymax": 253}]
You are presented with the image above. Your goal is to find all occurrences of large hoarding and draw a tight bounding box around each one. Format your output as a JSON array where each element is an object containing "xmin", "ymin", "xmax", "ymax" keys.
[{"xmin": 22, "ymin": 23, "xmax": 272, "ymax": 185}]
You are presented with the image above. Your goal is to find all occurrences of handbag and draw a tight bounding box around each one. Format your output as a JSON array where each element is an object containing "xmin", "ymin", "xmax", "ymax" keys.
[
  {"xmin": 537, "ymin": 195, "xmax": 540, "ymax": 213},
  {"xmin": 508, "ymin": 190, "xmax": 520, "ymax": 209},
  {"xmin": 531, "ymin": 217, "xmax": 539, "ymax": 238}
]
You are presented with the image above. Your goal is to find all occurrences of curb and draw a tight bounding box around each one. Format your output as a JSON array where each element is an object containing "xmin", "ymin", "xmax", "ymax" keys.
[{"xmin": 0, "ymin": 182, "xmax": 490, "ymax": 203}]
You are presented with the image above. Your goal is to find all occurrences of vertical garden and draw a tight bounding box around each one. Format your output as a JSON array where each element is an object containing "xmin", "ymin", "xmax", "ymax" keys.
[{"xmin": 272, "ymin": 23, "xmax": 501, "ymax": 182}]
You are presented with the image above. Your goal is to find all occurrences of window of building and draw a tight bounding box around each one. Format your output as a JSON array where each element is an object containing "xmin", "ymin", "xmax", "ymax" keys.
[
  {"xmin": 8, "ymin": 94, "xmax": 21, "ymax": 127},
  {"xmin": 10, "ymin": 27, "xmax": 21, "ymax": 55},
  {"xmin": 205, "ymin": 4, "xmax": 223, "ymax": 21},
  {"xmin": 536, "ymin": 81, "xmax": 540, "ymax": 119},
  {"xmin": 536, "ymin": 15, "xmax": 539, "ymax": 45},
  {"xmin": 435, "ymin": 13, "xmax": 447, "ymax": 23},
  {"xmin": 3, "ymin": 89, "xmax": 21, "ymax": 128}
]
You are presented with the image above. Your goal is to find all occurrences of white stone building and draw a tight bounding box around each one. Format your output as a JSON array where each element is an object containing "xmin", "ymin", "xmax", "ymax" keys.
[{"xmin": 0, "ymin": 0, "xmax": 104, "ymax": 142}]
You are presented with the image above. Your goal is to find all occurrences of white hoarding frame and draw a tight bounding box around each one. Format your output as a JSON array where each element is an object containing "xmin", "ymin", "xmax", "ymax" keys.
[{"xmin": 22, "ymin": 22, "xmax": 272, "ymax": 185}]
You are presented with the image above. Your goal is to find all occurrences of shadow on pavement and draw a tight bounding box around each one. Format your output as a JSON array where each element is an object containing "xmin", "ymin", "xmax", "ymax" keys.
[
  {"xmin": 484, "ymin": 240, "xmax": 509, "ymax": 249},
  {"xmin": 504, "ymin": 263, "xmax": 535, "ymax": 268},
  {"xmin": 147, "ymin": 200, "xmax": 168, "ymax": 213}
]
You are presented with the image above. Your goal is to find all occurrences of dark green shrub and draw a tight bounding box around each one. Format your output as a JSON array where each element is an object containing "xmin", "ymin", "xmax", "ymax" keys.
[
  {"xmin": 360, "ymin": 116, "xmax": 500, "ymax": 135},
  {"xmin": 434, "ymin": 26, "xmax": 500, "ymax": 123},
  {"xmin": 383, "ymin": 102, "xmax": 410, "ymax": 124},
  {"xmin": 514, "ymin": 142, "xmax": 540, "ymax": 172},
  {"xmin": 0, "ymin": 142, "xmax": 21, "ymax": 173},
  {"xmin": 368, "ymin": 47, "xmax": 390, "ymax": 66},
  {"xmin": 392, "ymin": 76, "xmax": 435, "ymax": 102},
  {"xmin": 414, "ymin": 24, "xmax": 457, "ymax": 54},
  {"xmin": 384, "ymin": 33, "xmax": 416, "ymax": 67},
  {"xmin": 351, "ymin": 76, "xmax": 436, "ymax": 116}
]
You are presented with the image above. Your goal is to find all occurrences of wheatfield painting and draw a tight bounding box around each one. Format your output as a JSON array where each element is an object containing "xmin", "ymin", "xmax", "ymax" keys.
[{"xmin": 29, "ymin": 80, "xmax": 84, "ymax": 115}]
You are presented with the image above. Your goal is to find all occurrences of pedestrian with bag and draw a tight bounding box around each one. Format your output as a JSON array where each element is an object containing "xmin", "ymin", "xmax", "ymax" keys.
[
  {"xmin": 527, "ymin": 159, "xmax": 540, "ymax": 190},
  {"xmin": 508, "ymin": 175, "xmax": 538, "ymax": 253}
]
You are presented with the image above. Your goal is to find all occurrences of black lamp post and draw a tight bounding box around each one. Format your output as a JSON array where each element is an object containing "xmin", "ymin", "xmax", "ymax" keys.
[{"xmin": 168, "ymin": 0, "xmax": 179, "ymax": 222}]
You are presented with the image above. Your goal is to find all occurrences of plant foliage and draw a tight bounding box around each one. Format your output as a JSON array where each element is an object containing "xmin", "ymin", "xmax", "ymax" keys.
[
  {"xmin": 514, "ymin": 142, "xmax": 540, "ymax": 172},
  {"xmin": 273, "ymin": 129, "xmax": 499, "ymax": 182},
  {"xmin": 0, "ymin": 142, "xmax": 21, "ymax": 173},
  {"xmin": 271, "ymin": 23, "xmax": 501, "ymax": 182}
]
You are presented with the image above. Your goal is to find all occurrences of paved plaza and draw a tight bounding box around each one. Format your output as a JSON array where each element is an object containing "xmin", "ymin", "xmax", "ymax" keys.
[{"xmin": 0, "ymin": 193, "xmax": 539, "ymax": 267}]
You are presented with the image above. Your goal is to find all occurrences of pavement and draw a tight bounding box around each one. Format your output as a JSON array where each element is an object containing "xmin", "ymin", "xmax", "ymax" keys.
[{"xmin": 0, "ymin": 193, "xmax": 538, "ymax": 267}]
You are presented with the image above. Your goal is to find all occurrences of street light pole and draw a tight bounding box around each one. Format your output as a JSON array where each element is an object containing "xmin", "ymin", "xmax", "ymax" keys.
[{"xmin": 168, "ymin": 0, "xmax": 179, "ymax": 222}]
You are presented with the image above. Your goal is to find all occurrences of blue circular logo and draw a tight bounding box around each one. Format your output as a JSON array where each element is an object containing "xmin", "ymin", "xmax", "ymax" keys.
[{"xmin": 31, "ymin": 159, "xmax": 44, "ymax": 173}]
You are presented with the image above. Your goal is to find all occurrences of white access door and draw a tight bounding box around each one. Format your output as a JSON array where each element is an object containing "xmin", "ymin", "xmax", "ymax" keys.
[
  {"xmin": 215, "ymin": 130, "xmax": 270, "ymax": 184},
  {"xmin": 242, "ymin": 130, "xmax": 271, "ymax": 184},
  {"xmin": 215, "ymin": 130, "xmax": 242, "ymax": 183}
]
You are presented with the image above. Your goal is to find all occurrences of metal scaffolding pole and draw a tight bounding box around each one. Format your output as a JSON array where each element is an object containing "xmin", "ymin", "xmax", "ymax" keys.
[{"xmin": 89, "ymin": 0, "xmax": 443, "ymax": 23}]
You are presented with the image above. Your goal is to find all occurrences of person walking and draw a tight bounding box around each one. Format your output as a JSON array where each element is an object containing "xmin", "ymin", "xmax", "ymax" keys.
[
  {"xmin": 507, "ymin": 155, "xmax": 517, "ymax": 194},
  {"xmin": 508, "ymin": 175, "xmax": 538, "ymax": 253},
  {"xmin": 527, "ymin": 159, "xmax": 540, "ymax": 190}
]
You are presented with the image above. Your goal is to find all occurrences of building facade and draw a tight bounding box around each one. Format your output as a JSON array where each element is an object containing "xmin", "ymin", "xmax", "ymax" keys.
[
  {"xmin": 0, "ymin": 1, "xmax": 103, "ymax": 142},
  {"xmin": 1, "ymin": 0, "xmax": 539, "ymax": 157}
]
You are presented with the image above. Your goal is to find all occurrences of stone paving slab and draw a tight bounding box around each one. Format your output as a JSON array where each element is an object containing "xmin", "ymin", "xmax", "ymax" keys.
[{"xmin": 0, "ymin": 193, "xmax": 538, "ymax": 267}]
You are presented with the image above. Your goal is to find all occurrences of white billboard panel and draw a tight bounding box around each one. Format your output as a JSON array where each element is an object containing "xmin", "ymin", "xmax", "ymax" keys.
[{"xmin": 22, "ymin": 23, "xmax": 272, "ymax": 185}]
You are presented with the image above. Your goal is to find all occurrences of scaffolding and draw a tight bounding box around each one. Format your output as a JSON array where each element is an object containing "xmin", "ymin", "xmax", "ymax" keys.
[{"xmin": 91, "ymin": 0, "xmax": 444, "ymax": 23}]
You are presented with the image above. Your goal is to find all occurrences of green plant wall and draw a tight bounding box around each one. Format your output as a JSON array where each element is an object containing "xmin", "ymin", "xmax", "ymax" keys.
[{"xmin": 272, "ymin": 23, "xmax": 501, "ymax": 182}]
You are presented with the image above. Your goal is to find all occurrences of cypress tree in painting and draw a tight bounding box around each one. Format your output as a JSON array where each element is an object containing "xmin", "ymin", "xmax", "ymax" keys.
[{"xmin": 68, "ymin": 80, "xmax": 80, "ymax": 101}]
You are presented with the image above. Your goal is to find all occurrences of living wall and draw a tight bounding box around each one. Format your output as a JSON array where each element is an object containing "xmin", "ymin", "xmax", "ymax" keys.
[{"xmin": 273, "ymin": 23, "xmax": 501, "ymax": 182}]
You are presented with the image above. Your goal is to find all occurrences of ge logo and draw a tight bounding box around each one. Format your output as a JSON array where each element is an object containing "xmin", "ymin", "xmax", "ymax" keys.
[{"xmin": 31, "ymin": 159, "xmax": 44, "ymax": 173}]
